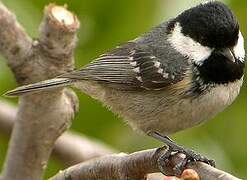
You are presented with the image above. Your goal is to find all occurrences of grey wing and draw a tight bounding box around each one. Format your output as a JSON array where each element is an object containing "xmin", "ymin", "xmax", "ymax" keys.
[{"xmin": 60, "ymin": 42, "xmax": 186, "ymax": 90}]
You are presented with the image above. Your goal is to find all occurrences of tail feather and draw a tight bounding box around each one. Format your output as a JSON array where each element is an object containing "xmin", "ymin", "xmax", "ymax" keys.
[{"xmin": 5, "ymin": 78, "xmax": 76, "ymax": 97}]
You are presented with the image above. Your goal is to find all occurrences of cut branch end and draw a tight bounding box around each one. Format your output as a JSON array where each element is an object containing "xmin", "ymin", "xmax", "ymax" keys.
[
  {"xmin": 46, "ymin": 4, "xmax": 80, "ymax": 31},
  {"xmin": 52, "ymin": 6, "xmax": 75, "ymax": 26}
]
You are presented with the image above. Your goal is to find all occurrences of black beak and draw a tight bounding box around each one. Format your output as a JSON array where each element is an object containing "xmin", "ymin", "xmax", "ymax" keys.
[{"xmin": 217, "ymin": 48, "xmax": 236, "ymax": 62}]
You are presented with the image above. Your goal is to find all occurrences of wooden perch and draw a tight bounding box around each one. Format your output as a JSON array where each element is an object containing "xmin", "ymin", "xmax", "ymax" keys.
[
  {"xmin": 0, "ymin": 3, "xmax": 79, "ymax": 180},
  {"xmin": 50, "ymin": 148, "xmax": 241, "ymax": 180}
]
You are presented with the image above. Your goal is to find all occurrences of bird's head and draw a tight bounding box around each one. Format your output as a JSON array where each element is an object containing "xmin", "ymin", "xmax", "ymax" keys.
[{"xmin": 167, "ymin": 1, "xmax": 245, "ymax": 84}]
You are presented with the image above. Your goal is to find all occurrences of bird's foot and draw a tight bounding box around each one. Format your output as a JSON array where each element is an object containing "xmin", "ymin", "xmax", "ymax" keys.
[{"xmin": 150, "ymin": 132, "xmax": 215, "ymax": 176}]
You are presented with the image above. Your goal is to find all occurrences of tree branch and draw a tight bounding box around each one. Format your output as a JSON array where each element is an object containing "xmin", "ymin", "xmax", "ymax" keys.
[
  {"xmin": 0, "ymin": 100, "xmax": 16, "ymax": 136},
  {"xmin": 0, "ymin": 100, "xmax": 115, "ymax": 166},
  {"xmin": 53, "ymin": 131, "xmax": 115, "ymax": 166},
  {"xmin": 0, "ymin": 3, "xmax": 32, "ymax": 72},
  {"xmin": 49, "ymin": 148, "xmax": 241, "ymax": 180},
  {"xmin": 0, "ymin": 3, "xmax": 79, "ymax": 180}
]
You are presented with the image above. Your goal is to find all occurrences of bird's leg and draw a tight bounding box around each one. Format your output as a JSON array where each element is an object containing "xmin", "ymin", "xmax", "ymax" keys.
[{"xmin": 150, "ymin": 132, "xmax": 216, "ymax": 176}]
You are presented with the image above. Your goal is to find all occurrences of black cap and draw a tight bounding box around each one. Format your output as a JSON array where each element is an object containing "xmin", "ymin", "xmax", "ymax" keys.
[{"xmin": 170, "ymin": 1, "xmax": 239, "ymax": 48}]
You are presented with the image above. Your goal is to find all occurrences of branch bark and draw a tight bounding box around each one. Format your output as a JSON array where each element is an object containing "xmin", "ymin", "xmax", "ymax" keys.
[
  {"xmin": 0, "ymin": 100, "xmax": 115, "ymax": 166},
  {"xmin": 0, "ymin": 100, "xmax": 16, "ymax": 136},
  {"xmin": 53, "ymin": 131, "xmax": 115, "ymax": 166},
  {"xmin": 0, "ymin": 3, "xmax": 80, "ymax": 180},
  {"xmin": 50, "ymin": 148, "xmax": 241, "ymax": 180},
  {"xmin": 0, "ymin": 3, "xmax": 32, "ymax": 71}
]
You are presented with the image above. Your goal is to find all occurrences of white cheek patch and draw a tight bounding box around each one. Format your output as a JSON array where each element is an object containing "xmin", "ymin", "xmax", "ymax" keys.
[
  {"xmin": 168, "ymin": 23, "xmax": 213, "ymax": 64},
  {"xmin": 233, "ymin": 31, "xmax": 245, "ymax": 62}
]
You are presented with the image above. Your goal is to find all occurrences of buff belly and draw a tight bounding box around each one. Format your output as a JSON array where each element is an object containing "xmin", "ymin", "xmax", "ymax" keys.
[{"xmin": 75, "ymin": 79, "xmax": 242, "ymax": 135}]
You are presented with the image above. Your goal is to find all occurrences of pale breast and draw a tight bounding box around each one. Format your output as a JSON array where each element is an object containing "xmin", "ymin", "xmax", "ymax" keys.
[
  {"xmin": 143, "ymin": 79, "xmax": 242, "ymax": 135},
  {"xmin": 76, "ymin": 79, "xmax": 243, "ymax": 135},
  {"xmin": 190, "ymin": 79, "xmax": 243, "ymax": 127}
]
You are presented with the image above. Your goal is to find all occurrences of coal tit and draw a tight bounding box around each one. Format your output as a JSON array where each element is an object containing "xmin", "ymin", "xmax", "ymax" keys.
[{"xmin": 6, "ymin": 1, "xmax": 245, "ymax": 174}]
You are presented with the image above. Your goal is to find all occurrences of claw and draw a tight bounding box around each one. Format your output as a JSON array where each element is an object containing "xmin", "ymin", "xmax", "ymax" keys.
[
  {"xmin": 157, "ymin": 148, "xmax": 173, "ymax": 175},
  {"xmin": 173, "ymin": 157, "xmax": 189, "ymax": 176},
  {"xmin": 150, "ymin": 132, "xmax": 216, "ymax": 176}
]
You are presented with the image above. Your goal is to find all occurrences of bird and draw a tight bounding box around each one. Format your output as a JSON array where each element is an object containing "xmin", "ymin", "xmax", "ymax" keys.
[{"xmin": 5, "ymin": 1, "xmax": 245, "ymax": 175}]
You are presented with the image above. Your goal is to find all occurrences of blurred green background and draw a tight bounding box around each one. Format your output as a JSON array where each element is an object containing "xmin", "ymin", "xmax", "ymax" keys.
[{"xmin": 0, "ymin": 0, "xmax": 246, "ymax": 179}]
